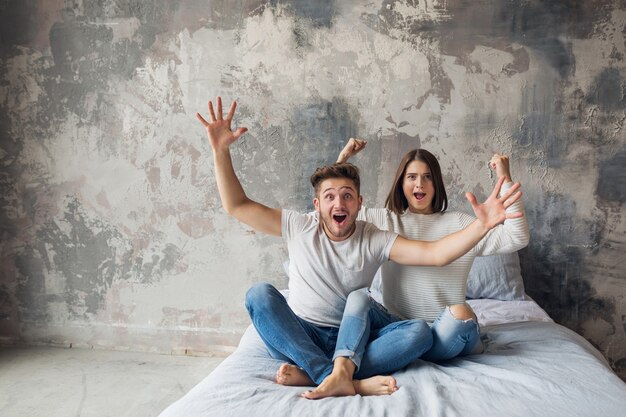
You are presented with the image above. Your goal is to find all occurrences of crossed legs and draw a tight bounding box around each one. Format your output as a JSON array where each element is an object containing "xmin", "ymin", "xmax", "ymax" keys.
[
  {"xmin": 304, "ymin": 290, "xmax": 433, "ymax": 399},
  {"xmin": 245, "ymin": 284, "xmax": 433, "ymax": 399}
]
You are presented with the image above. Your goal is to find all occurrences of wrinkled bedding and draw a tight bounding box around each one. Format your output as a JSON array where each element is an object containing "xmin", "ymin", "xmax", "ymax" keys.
[{"xmin": 159, "ymin": 300, "xmax": 626, "ymax": 417}]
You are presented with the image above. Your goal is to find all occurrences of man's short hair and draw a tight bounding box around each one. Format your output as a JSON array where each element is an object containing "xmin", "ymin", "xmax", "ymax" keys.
[{"xmin": 310, "ymin": 162, "xmax": 361, "ymax": 197}]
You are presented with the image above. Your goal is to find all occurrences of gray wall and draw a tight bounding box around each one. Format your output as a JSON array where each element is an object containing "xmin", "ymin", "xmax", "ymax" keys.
[{"xmin": 1, "ymin": 1, "xmax": 624, "ymax": 378}]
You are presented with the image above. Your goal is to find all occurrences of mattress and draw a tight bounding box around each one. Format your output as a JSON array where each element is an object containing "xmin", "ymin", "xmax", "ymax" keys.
[{"xmin": 159, "ymin": 299, "xmax": 626, "ymax": 417}]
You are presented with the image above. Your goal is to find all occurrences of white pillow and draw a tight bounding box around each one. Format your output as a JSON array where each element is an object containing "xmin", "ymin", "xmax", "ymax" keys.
[{"xmin": 466, "ymin": 252, "xmax": 528, "ymax": 301}]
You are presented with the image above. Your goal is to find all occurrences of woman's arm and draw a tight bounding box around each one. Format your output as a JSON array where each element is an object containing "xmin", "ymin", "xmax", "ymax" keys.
[
  {"xmin": 471, "ymin": 153, "xmax": 529, "ymax": 254},
  {"xmin": 337, "ymin": 138, "xmax": 367, "ymax": 163}
]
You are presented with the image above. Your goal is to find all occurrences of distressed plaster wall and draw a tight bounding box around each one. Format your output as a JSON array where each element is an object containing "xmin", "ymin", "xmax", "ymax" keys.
[{"xmin": 1, "ymin": 0, "xmax": 625, "ymax": 377}]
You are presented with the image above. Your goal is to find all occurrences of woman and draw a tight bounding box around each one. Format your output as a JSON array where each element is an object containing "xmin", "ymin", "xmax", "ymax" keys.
[{"xmin": 337, "ymin": 139, "xmax": 529, "ymax": 361}]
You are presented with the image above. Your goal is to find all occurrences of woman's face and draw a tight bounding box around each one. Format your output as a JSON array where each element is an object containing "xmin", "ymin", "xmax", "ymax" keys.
[{"xmin": 402, "ymin": 160, "xmax": 435, "ymax": 214}]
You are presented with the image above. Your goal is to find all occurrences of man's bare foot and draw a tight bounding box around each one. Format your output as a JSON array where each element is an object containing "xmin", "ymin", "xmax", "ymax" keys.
[
  {"xmin": 301, "ymin": 371, "xmax": 356, "ymax": 399},
  {"xmin": 276, "ymin": 364, "xmax": 314, "ymax": 386},
  {"xmin": 353, "ymin": 375, "xmax": 398, "ymax": 396}
]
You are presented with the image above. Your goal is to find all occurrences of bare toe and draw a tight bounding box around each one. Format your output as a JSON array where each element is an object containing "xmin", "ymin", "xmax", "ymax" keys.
[
  {"xmin": 354, "ymin": 375, "xmax": 398, "ymax": 396},
  {"xmin": 276, "ymin": 364, "xmax": 314, "ymax": 387}
]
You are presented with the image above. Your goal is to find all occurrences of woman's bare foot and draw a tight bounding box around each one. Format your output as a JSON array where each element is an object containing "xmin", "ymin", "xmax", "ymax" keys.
[
  {"xmin": 276, "ymin": 364, "xmax": 314, "ymax": 386},
  {"xmin": 353, "ymin": 375, "xmax": 398, "ymax": 396},
  {"xmin": 301, "ymin": 371, "xmax": 356, "ymax": 399}
]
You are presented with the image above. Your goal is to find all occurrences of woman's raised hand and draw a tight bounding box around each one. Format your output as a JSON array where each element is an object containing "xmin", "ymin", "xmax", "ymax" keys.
[
  {"xmin": 489, "ymin": 153, "xmax": 512, "ymax": 183},
  {"xmin": 337, "ymin": 138, "xmax": 367, "ymax": 163}
]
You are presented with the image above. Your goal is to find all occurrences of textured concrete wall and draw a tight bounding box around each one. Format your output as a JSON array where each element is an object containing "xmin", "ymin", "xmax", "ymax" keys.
[{"xmin": 1, "ymin": 0, "xmax": 624, "ymax": 377}]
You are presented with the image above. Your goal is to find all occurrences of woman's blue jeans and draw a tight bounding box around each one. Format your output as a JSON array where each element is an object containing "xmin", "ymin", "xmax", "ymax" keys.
[
  {"xmin": 350, "ymin": 292, "xmax": 481, "ymax": 363},
  {"xmin": 421, "ymin": 306, "xmax": 482, "ymax": 362},
  {"xmin": 245, "ymin": 283, "xmax": 432, "ymax": 385}
]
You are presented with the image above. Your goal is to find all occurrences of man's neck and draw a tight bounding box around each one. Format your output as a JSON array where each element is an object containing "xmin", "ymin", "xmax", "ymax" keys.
[{"xmin": 321, "ymin": 221, "xmax": 357, "ymax": 242}]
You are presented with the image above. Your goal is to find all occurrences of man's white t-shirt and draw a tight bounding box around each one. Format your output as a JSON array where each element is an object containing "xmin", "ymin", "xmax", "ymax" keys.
[{"xmin": 282, "ymin": 209, "xmax": 398, "ymax": 328}]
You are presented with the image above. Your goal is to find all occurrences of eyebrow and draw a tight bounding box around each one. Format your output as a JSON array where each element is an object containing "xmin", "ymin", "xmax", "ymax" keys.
[{"xmin": 322, "ymin": 185, "xmax": 356, "ymax": 194}]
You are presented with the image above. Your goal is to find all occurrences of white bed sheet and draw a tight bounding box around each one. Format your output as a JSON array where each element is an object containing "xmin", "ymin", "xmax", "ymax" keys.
[
  {"xmin": 467, "ymin": 298, "xmax": 553, "ymax": 326},
  {"xmin": 159, "ymin": 299, "xmax": 626, "ymax": 417}
]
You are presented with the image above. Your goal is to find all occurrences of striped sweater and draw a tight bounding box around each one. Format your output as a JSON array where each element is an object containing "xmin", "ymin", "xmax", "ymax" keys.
[{"xmin": 358, "ymin": 182, "xmax": 529, "ymax": 322}]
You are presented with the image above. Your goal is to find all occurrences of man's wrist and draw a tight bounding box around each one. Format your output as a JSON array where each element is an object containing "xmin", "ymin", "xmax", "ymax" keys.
[
  {"xmin": 213, "ymin": 146, "xmax": 231, "ymax": 156},
  {"xmin": 471, "ymin": 219, "xmax": 490, "ymax": 235}
]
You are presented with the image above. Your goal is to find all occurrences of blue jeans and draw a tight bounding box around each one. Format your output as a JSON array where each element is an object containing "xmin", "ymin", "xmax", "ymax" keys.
[
  {"xmin": 245, "ymin": 283, "xmax": 432, "ymax": 384},
  {"xmin": 340, "ymin": 289, "xmax": 433, "ymax": 379},
  {"xmin": 421, "ymin": 306, "xmax": 481, "ymax": 362},
  {"xmin": 350, "ymin": 294, "xmax": 481, "ymax": 363}
]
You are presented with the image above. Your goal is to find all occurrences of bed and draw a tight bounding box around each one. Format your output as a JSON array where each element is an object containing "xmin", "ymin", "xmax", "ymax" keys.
[{"xmin": 159, "ymin": 253, "xmax": 626, "ymax": 417}]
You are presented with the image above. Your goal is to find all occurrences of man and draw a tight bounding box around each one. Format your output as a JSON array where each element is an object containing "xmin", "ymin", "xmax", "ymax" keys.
[{"xmin": 196, "ymin": 97, "xmax": 522, "ymax": 399}]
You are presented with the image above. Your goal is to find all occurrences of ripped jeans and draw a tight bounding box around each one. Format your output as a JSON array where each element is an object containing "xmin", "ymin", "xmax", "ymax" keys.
[
  {"xmin": 347, "ymin": 293, "xmax": 481, "ymax": 363},
  {"xmin": 421, "ymin": 305, "xmax": 482, "ymax": 362}
]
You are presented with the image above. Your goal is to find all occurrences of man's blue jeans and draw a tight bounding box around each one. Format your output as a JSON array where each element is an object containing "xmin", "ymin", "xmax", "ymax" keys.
[{"xmin": 245, "ymin": 283, "xmax": 432, "ymax": 385}]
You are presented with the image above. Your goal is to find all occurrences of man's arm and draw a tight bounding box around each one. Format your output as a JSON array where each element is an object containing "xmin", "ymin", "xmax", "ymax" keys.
[
  {"xmin": 196, "ymin": 97, "xmax": 282, "ymax": 237},
  {"xmin": 389, "ymin": 176, "xmax": 523, "ymax": 266}
]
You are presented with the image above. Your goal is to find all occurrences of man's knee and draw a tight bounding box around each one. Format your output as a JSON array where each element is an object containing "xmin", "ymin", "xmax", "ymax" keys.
[
  {"xmin": 449, "ymin": 304, "xmax": 476, "ymax": 321},
  {"xmin": 245, "ymin": 282, "xmax": 277, "ymax": 312},
  {"xmin": 344, "ymin": 289, "xmax": 369, "ymax": 315}
]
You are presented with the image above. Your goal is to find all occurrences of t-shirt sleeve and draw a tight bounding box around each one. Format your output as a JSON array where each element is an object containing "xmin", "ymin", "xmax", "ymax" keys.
[
  {"xmin": 282, "ymin": 209, "xmax": 316, "ymax": 241},
  {"xmin": 363, "ymin": 222, "xmax": 398, "ymax": 262}
]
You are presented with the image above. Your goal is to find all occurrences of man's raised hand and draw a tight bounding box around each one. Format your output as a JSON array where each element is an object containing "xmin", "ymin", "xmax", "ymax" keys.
[
  {"xmin": 465, "ymin": 176, "xmax": 523, "ymax": 230},
  {"xmin": 196, "ymin": 96, "xmax": 248, "ymax": 151}
]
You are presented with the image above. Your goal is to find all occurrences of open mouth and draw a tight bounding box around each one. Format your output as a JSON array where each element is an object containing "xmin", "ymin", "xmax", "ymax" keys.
[
  {"xmin": 332, "ymin": 213, "xmax": 348, "ymax": 225},
  {"xmin": 414, "ymin": 192, "xmax": 426, "ymax": 201}
]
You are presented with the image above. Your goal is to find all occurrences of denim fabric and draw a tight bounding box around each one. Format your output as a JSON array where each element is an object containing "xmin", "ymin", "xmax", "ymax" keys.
[
  {"xmin": 421, "ymin": 306, "xmax": 481, "ymax": 362},
  {"xmin": 333, "ymin": 289, "xmax": 433, "ymax": 379},
  {"xmin": 355, "ymin": 297, "xmax": 433, "ymax": 379},
  {"xmin": 245, "ymin": 283, "xmax": 433, "ymax": 384},
  {"xmin": 245, "ymin": 283, "xmax": 336, "ymax": 384},
  {"xmin": 333, "ymin": 290, "xmax": 371, "ymax": 368}
]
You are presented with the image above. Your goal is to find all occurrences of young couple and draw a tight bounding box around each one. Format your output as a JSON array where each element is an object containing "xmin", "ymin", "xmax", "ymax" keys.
[{"xmin": 196, "ymin": 97, "xmax": 528, "ymax": 400}]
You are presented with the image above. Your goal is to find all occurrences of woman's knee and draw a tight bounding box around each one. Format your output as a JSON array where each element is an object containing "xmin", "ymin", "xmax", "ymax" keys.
[
  {"xmin": 448, "ymin": 304, "xmax": 476, "ymax": 322},
  {"xmin": 405, "ymin": 320, "xmax": 433, "ymax": 346}
]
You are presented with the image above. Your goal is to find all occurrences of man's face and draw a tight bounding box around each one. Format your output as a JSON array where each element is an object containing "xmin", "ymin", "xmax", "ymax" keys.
[{"xmin": 313, "ymin": 178, "xmax": 362, "ymax": 241}]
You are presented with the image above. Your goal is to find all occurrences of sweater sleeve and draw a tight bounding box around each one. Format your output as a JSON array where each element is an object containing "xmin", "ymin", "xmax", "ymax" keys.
[
  {"xmin": 357, "ymin": 206, "xmax": 390, "ymax": 231},
  {"xmin": 458, "ymin": 181, "xmax": 530, "ymax": 256}
]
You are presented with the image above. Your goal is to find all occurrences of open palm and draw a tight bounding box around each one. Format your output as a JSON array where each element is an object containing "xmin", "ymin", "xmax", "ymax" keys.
[
  {"xmin": 196, "ymin": 96, "xmax": 248, "ymax": 151},
  {"xmin": 465, "ymin": 177, "xmax": 523, "ymax": 229}
]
